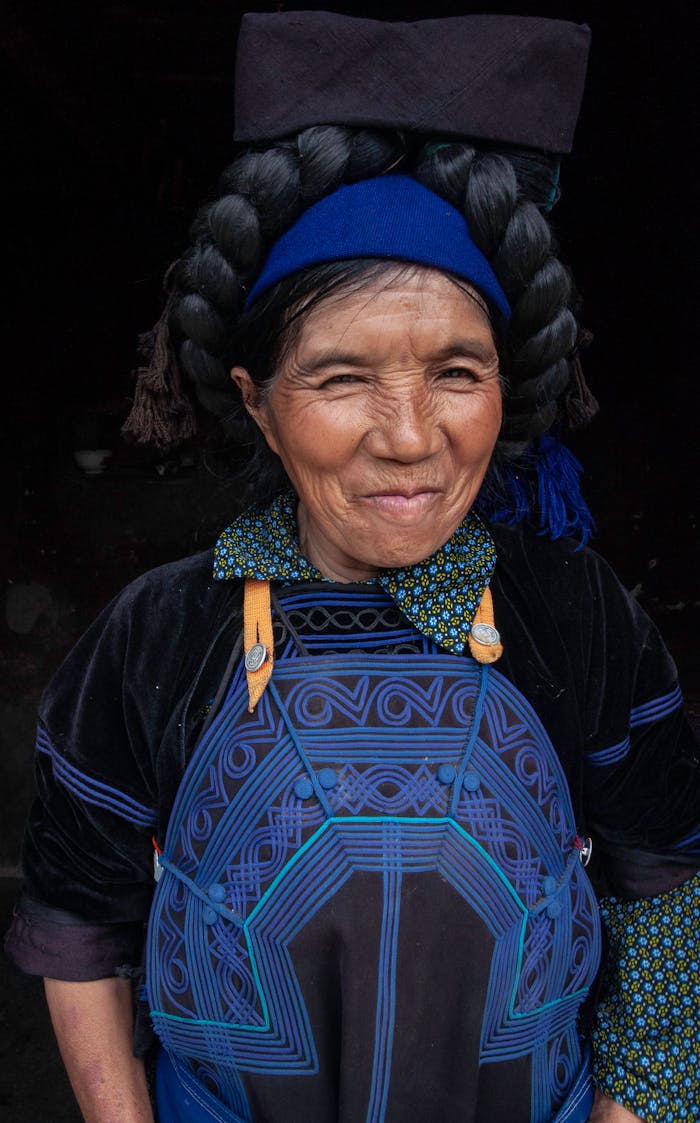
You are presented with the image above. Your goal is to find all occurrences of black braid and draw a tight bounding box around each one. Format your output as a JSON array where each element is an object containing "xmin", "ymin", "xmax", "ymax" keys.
[
  {"xmin": 127, "ymin": 125, "xmax": 595, "ymax": 512},
  {"xmin": 413, "ymin": 141, "xmax": 580, "ymax": 449},
  {"xmin": 167, "ymin": 126, "xmax": 405, "ymax": 432}
]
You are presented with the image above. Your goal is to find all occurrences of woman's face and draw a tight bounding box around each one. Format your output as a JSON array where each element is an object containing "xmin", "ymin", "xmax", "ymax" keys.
[{"xmin": 232, "ymin": 267, "xmax": 502, "ymax": 582}]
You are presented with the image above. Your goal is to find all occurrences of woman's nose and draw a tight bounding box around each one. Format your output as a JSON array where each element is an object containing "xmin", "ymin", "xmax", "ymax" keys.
[{"xmin": 364, "ymin": 392, "xmax": 442, "ymax": 463}]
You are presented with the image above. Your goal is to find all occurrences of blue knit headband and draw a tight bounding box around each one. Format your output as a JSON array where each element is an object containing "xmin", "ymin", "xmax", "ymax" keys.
[{"xmin": 245, "ymin": 175, "xmax": 511, "ymax": 318}]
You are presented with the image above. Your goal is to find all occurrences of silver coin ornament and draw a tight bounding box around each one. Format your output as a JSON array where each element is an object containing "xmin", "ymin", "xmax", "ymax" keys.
[
  {"xmin": 470, "ymin": 622, "xmax": 501, "ymax": 646},
  {"xmin": 244, "ymin": 642, "xmax": 268, "ymax": 672},
  {"xmin": 578, "ymin": 837, "xmax": 593, "ymax": 866}
]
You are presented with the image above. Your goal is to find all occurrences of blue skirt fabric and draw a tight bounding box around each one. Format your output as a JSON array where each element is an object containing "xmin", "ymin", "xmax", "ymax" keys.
[
  {"xmin": 156, "ymin": 1047, "xmax": 595, "ymax": 1123},
  {"xmin": 157, "ymin": 1050, "xmax": 247, "ymax": 1123}
]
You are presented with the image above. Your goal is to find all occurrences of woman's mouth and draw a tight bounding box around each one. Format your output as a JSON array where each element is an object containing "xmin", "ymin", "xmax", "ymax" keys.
[{"xmin": 362, "ymin": 489, "xmax": 441, "ymax": 518}]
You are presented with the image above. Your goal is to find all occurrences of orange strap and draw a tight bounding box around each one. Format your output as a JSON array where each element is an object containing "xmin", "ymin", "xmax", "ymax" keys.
[
  {"xmin": 243, "ymin": 577, "xmax": 501, "ymax": 708},
  {"xmin": 243, "ymin": 578, "xmax": 274, "ymax": 712},
  {"xmin": 468, "ymin": 585, "xmax": 503, "ymax": 664}
]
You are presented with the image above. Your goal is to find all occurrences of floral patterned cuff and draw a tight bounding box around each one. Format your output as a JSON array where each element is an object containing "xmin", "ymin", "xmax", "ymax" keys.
[{"xmin": 592, "ymin": 869, "xmax": 700, "ymax": 1121}]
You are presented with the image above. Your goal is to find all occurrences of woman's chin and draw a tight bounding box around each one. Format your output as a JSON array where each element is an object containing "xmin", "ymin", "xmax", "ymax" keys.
[{"xmin": 329, "ymin": 532, "xmax": 453, "ymax": 581}]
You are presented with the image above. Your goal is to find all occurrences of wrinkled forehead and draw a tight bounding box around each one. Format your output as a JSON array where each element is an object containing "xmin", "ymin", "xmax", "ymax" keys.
[
  {"xmin": 285, "ymin": 262, "xmax": 495, "ymax": 345},
  {"xmin": 282, "ymin": 264, "xmax": 499, "ymax": 369}
]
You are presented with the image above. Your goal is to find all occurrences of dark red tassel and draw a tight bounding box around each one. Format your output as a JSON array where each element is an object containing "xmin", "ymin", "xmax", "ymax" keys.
[
  {"xmin": 564, "ymin": 327, "xmax": 598, "ymax": 430},
  {"xmin": 121, "ymin": 287, "xmax": 198, "ymax": 449}
]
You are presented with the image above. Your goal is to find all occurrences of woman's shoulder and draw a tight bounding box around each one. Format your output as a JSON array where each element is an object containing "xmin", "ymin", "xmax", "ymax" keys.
[
  {"xmin": 42, "ymin": 549, "xmax": 243, "ymax": 715},
  {"xmin": 112, "ymin": 547, "xmax": 233, "ymax": 608},
  {"xmin": 89, "ymin": 547, "xmax": 243, "ymax": 642},
  {"xmin": 489, "ymin": 520, "xmax": 658, "ymax": 664},
  {"xmin": 489, "ymin": 520, "xmax": 681, "ymax": 694}
]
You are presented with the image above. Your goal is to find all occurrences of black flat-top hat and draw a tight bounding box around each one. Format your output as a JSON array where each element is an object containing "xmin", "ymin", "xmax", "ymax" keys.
[{"xmin": 234, "ymin": 10, "xmax": 591, "ymax": 153}]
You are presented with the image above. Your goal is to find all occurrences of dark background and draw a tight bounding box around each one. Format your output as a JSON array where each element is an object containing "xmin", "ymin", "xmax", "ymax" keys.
[{"xmin": 0, "ymin": 3, "xmax": 698, "ymax": 1115}]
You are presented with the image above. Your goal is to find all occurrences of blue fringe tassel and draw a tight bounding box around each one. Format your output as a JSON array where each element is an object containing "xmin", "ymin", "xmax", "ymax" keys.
[
  {"xmin": 535, "ymin": 434, "xmax": 595, "ymax": 542},
  {"xmin": 479, "ymin": 434, "xmax": 595, "ymax": 545}
]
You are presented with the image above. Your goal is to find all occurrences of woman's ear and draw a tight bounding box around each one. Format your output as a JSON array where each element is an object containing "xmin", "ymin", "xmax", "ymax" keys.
[
  {"xmin": 230, "ymin": 367, "xmax": 258, "ymax": 414},
  {"xmin": 230, "ymin": 367, "xmax": 279, "ymax": 452}
]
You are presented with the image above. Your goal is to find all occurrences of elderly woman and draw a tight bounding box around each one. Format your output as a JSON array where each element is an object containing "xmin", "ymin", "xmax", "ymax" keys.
[{"xmin": 5, "ymin": 12, "xmax": 699, "ymax": 1123}]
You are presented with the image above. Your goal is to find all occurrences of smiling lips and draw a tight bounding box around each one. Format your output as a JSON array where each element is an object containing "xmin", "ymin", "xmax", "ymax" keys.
[{"xmin": 362, "ymin": 489, "xmax": 442, "ymax": 518}]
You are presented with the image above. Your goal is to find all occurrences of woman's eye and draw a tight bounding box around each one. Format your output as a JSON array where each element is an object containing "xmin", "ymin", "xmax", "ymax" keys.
[
  {"xmin": 320, "ymin": 373, "xmax": 361, "ymax": 387},
  {"xmin": 438, "ymin": 367, "xmax": 478, "ymax": 381}
]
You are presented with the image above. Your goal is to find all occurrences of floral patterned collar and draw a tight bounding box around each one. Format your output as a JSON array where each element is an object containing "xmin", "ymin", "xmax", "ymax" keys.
[{"xmin": 213, "ymin": 490, "xmax": 496, "ymax": 655}]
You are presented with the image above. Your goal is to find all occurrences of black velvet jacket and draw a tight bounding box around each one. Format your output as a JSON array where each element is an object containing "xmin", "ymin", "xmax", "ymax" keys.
[{"xmin": 5, "ymin": 523, "xmax": 699, "ymax": 981}]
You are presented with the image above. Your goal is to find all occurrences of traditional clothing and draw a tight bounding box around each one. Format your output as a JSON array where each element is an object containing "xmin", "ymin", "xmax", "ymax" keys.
[
  {"xmin": 7, "ymin": 503, "xmax": 699, "ymax": 1121},
  {"xmin": 6, "ymin": 19, "xmax": 699, "ymax": 1119}
]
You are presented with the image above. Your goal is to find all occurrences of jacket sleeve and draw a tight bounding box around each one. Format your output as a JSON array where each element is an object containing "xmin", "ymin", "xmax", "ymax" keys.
[
  {"xmin": 579, "ymin": 550, "xmax": 700, "ymax": 1117},
  {"xmin": 4, "ymin": 554, "xmax": 231, "ymax": 980},
  {"xmin": 581, "ymin": 550, "xmax": 699, "ymax": 894}
]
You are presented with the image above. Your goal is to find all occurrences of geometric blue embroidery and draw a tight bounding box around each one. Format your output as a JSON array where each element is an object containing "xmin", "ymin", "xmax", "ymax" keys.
[
  {"xmin": 147, "ymin": 589, "xmax": 601, "ymax": 1123},
  {"xmin": 151, "ymin": 817, "xmax": 597, "ymax": 1118},
  {"xmin": 367, "ymin": 827, "xmax": 401, "ymax": 1123},
  {"xmin": 275, "ymin": 586, "xmax": 436, "ymax": 655},
  {"xmin": 35, "ymin": 725, "xmax": 156, "ymax": 830}
]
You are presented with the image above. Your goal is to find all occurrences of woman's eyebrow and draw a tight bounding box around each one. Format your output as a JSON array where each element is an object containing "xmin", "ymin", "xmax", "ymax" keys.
[
  {"xmin": 298, "ymin": 338, "xmax": 497, "ymax": 373},
  {"xmin": 430, "ymin": 339, "xmax": 498, "ymax": 363},
  {"xmin": 295, "ymin": 349, "xmax": 373, "ymax": 373}
]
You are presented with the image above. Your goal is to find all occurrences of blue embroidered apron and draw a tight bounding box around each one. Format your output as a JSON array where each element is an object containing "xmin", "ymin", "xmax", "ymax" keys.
[{"xmin": 146, "ymin": 586, "xmax": 601, "ymax": 1123}]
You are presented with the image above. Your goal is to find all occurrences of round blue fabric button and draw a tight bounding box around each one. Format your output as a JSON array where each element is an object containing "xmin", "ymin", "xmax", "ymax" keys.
[
  {"xmin": 462, "ymin": 770, "xmax": 481, "ymax": 791},
  {"xmin": 208, "ymin": 883, "xmax": 226, "ymax": 903},
  {"xmin": 546, "ymin": 900, "xmax": 562, "ymax": 920},
  {"xmin": 317, "ymin": 768, "xmax": 338, "ymax": 790},
  {"xmin": 437, "ymin": 763, "xmax": 456, "ymax": 784},
  {"xmin": 203, "ymin": 906, "xmax": 218, "ymax": 925},
  {"xmin": 543, "ymin": 876, "xmax": 558, "ymax": 896},
  {"xmin": 294, "ymin": 777, "xmax": 314, "ymax": 800}
]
